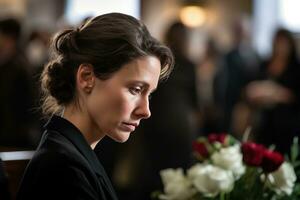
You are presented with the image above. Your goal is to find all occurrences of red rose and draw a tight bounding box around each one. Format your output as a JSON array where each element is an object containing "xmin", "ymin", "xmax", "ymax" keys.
[
  {"xmin": 261, "ymin": 149, "xmax": 284, "ymax": 173},
  {"xmin": 208, "ymin": 133, "xmax": 227, "ymax": 144},
  {"xmin": 192, "ymin": 141, "xmax": 209, "ymax": 159},
  {"xmin": 241, "ymin": 142, "xmax": 265, "ymax": 166}
]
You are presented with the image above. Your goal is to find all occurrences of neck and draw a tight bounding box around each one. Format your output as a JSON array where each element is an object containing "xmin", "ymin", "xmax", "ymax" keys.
[{"xmin": 63, "ymin": 104, "xmax": 104, "ymax": 148}]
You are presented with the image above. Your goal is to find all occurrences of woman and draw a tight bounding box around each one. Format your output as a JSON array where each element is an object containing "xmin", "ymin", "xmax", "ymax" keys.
[
  {"xmin": 246, "ymin": 28, "xmax": 300, "ymax": 154},
  {"xmin": 17, "ymin": 13, "xmax": 173, "ymax": 200}
]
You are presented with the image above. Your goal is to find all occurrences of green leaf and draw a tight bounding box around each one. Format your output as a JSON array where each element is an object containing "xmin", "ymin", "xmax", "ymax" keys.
[
  {"xmin": 293, "ymin": 161, "xmax": 300, "ymax": 168},
  {"xmin": 268, "ymin": 144, "xmax": 276, "ymax": 151},
  {"xmin": 291, "ymin": 137, "xmax": 299, "ymax": 165},
  {"xmin": 151, "ymin": 190, "xmax": 162, "ymax": 200}
]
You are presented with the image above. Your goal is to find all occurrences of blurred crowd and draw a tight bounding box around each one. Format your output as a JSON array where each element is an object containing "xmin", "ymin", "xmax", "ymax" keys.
[
  {"xmin": 0, "ymin": 18, "xmax": 50, "ymax": 149},
  {"xmin": 0, "ymin": 14, "xmax": 300, "ymax": 200}
]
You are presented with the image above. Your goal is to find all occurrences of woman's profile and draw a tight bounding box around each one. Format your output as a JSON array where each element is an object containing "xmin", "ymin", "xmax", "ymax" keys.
[{"xmin": 17, "ymin": 13, "xmax": 174, "ymax": 200}]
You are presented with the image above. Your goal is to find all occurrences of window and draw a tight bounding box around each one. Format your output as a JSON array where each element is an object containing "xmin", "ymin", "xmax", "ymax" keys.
[
  {"xmin": 253, "ymin": 0, "xmax": 300, "ymax": 57},
  {"xmin": 64, "ymin": 0, "xmax": 140, "ymax": 25}
]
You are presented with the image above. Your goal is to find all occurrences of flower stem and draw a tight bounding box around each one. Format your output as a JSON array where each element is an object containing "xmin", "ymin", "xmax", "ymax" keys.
[{"xmin": 220, "ymin": 192, "xmax": 225, "ymax": 200}]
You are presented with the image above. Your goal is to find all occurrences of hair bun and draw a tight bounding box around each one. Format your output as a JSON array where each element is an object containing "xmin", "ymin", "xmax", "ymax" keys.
[
  {"xmin": 42, "ymin": 59, "xmax": 75, "ymax": 105},
  {"xmin": 54, "ymin": 29, "xmax": 80, "ymax": 56}
]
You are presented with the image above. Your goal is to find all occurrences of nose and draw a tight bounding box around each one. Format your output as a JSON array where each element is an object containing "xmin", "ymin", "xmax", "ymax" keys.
[{"xmin": 135, "ymin": 97, "xmax": 151, "ymax": 119}]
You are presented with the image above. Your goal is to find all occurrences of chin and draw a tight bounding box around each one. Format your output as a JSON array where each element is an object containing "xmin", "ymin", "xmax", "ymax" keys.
[{"xmin": 111, "ymin": 130, "xmax": 131, "ymax": 143}]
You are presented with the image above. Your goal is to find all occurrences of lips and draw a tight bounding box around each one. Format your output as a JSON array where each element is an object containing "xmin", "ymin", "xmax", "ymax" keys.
[{"xmin": 120, "ymin": 122, "xmax": 138, "ymax": 132}]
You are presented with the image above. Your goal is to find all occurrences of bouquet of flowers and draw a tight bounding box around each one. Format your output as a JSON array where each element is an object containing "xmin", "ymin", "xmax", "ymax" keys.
[{"xmin": 153, "ymin": 133, "xmax": 300, "ymax": 200}]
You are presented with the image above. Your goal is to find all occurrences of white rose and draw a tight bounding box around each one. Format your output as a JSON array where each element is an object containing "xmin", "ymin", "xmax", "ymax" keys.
[
  {"xmin": 211, "ymin": 144, "xmax": 245, "ymax": 179},
  {"xmin": 187, "ymin": 163, "xmax": 234, "ymax": 197},
  {"xmin": 264, "ymin": 162, "xmax": 296, "ymax": 195},
  {"xmin": 159, "ymin": 168, "xmax": 195, "ymax": 200}
]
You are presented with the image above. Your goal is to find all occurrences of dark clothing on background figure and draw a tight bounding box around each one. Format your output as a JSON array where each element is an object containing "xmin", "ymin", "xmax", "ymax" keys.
[
  {"xmin": 0, "ymin": 52, "xmax": 36, "ymax": 147},
  {"xmin": 254, "ymin": 60, "xmax": 300, "ymax": 154},
  {"xmin": 17, "ymin": 116, "xmax": 118, "ymax": 200},
  {"xmin": 134, "ymin": 54, "xmax": 199, "ymax": 199},
  {"xmin": 214, "ymin": 45, "xmax": 260, "ymax": 132}
]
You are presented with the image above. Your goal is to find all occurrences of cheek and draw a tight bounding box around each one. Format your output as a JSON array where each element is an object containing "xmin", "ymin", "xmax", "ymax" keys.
[
  {"xmin": 113, "ymin": 92, "xmax": 135, "ymax": 119},
  {"xmin": 90, "ymin": 89, "xmax": 134, "ymax": 123},
  {"xmin": 87, "ymin": 83, "xmax": 139, "ymax": 133}
]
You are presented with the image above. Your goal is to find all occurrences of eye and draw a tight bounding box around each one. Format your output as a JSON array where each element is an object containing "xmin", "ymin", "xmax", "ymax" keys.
[{"xmin": 129, "ymin": 86, "xmax": 142, "ymax": 95}]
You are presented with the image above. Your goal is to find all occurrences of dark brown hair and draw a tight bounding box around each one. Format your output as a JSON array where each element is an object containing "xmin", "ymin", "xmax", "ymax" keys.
[
  {"xmin": 41, "ymin": 13, "xmax": 174, "ymax": 116},
  {"xmin": 164, "ymin": 21, "xmax": 189, "ymax": 56},
  {"xmin": 272, "ymin": 28, "xmax": 298, "ymax": 62}
]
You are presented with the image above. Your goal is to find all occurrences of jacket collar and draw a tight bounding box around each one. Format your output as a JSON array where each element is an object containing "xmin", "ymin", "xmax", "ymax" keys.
[{"xmin": 44, "ymin": 115, "xmax": 104, "ymax": 177}]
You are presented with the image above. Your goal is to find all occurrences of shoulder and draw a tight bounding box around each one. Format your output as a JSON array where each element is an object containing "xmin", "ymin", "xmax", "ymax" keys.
[
  {"xmin": 30, "ymin": 130, "xmax": 90, "ymax": 171},
  {"xmin": 18, "ymin": 131, "xmax": 100, "ymax": 199},
  {"xmin": 20, "ymin": 129, "xmax": 95, "ymax": 184},
  {"xmin": 18, "ymin": 160, "xmax": 100, "ymax": 200}
]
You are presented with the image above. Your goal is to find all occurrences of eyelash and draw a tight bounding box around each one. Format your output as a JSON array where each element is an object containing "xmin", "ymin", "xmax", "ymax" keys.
[
  {"xmin": 129, "ymin": 86, "xmax": 152, "ymax": 100},
  {"xmin": 129, "ymin": 87, "xmax": 142, "ymax": 95}
]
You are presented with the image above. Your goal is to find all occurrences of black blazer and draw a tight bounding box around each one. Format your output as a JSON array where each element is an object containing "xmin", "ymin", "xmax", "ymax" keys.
[{"xmin": 17, "ymin": 115, "xmax": 118, "ymax": 200}]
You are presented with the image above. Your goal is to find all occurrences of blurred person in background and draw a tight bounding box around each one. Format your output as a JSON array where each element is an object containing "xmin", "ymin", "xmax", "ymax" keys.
[
  {"xmin": 0, "ymin": 18, "xmax": 36, "ymax": 148},
  {"xmin": 196, "ymin": 38, "xmax": 223, "ymax": 134},
  {"xmin": 214, "ymin": 18, "xmax": 260, "ymax": 134},
  {"xmin": 26, "ymin": 30, "xmax": 51, "ymax": 72},
  {"xmin": 25, "ymin": 29, "xmax": 52, "ymax": 132},
  {"xmin": 245, "ymin": 28, "xmax": 300, "ymax": 154}
]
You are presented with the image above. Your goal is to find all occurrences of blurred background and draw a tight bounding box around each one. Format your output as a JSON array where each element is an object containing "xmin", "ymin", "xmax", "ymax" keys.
[{"xmin": 0, "ymin": 0, "xmax": 300, "ymax": 199}]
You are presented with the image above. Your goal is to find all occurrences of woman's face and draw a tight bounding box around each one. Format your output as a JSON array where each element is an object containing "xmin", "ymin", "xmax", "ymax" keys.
[
  {"xmin": 86, "ymin": 56, "xmax": 161, "ymax": 143},
  {"xmin": 274, "ymin": 36, "xmax": 291, "ymax": 58}
]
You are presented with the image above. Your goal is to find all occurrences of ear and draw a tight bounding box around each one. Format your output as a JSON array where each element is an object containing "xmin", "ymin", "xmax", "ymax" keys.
[{"xmin": 76, "ymin": 63, "xmax": 95, "ymax": 93}]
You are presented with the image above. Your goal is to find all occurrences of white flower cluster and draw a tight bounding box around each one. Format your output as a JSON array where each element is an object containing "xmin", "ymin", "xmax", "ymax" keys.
[
  {"xmin": 262, "ymin": 162, "xmax": 297, "ymax": 196},
  {"xmin": 159, "ymin": 144, "xmax": 245, "ymax": 199},
  {"xmin": 159, "ymin": 144, "xmax": 297, "ymax": 200},
  {"xmin": 159, "ymin": 168, "xmax": 196, "ymax": 200},
  {"xmin": 211, "ymin": 144, "xmax": 245, "ymax": 179},
  {"xmin": 187, "ymin": 164, "xmax": 234, "ymax": 197}
]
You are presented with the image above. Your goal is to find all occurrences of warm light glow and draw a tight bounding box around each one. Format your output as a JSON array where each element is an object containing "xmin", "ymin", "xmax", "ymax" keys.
[{"xmin": 180, "ymin": 6, "xmax": 206, "ymax": 28}]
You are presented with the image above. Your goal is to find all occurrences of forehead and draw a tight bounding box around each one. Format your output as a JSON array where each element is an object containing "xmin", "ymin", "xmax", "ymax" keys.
[{"xmin": 110, "ymin": 56, "xmax": 161, "ymax": 87}]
